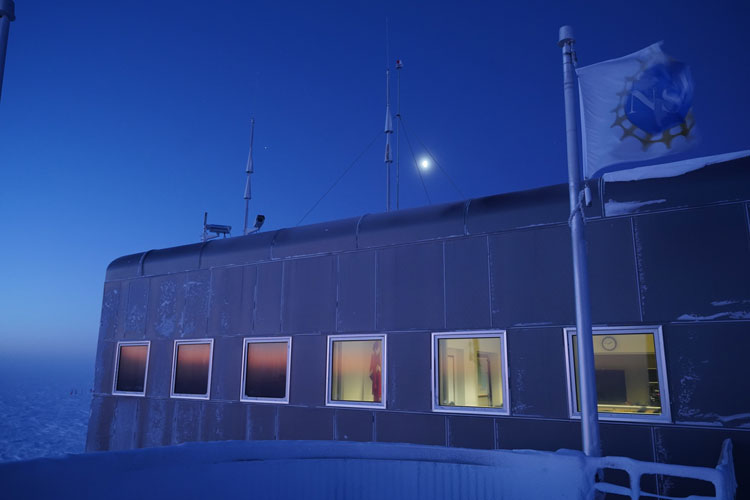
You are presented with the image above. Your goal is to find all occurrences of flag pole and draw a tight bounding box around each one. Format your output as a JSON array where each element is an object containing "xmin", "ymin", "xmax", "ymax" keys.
[
  {"xmin": 0, "ymin": 0, "xmax": 15, "ymax": 104},
  {"xmin": 558, "ymin": 25, "xmax": 601, "ymax": 458}
]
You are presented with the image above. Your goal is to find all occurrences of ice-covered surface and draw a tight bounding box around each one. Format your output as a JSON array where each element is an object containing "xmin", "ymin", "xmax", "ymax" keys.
[
  {"xmin": 602, "ymin": 150, "xmax": 750, "ymax": 183},
  {"xmin": 0, "ymin": 438, "xmax": 736, "ymax": 500},
  {"xmin": 0, "ymin": 356, "xmax": 93, "ymax": 463},
  {"xmin": 605, "ymin": 198, "xmax": 667, "ymax": 216}
]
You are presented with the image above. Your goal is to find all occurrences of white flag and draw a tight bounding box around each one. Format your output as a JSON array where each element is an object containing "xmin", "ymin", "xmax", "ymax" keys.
[{"xmin": 577, "ymin": 42, "xmax": 697, "ymax": 178}]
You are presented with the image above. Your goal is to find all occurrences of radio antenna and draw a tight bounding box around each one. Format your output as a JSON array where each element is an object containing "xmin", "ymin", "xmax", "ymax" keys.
[{"xmin": 243, "ymin": 118, "xmax": 255, "ymax": 234}]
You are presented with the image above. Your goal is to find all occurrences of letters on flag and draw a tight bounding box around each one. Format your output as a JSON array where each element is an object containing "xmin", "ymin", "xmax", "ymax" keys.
[{"xmin": 577, "ymin": 43, "xmax": 696, "ymax": 178}]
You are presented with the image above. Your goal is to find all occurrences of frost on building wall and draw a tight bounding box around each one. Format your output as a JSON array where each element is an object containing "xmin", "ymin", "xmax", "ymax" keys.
[{"xmin": 87, "ymin": 153, "xmax": 750, "ymax": 499}]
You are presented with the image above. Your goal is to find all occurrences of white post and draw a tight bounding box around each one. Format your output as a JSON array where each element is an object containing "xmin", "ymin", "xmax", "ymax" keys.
[
  {"xmin": 0, "ymin": 0, "xmax": 16, "ymax": 104},
  {"xmin": 558, "ymin": 25, "xmax": 601, "ymax": 458}
]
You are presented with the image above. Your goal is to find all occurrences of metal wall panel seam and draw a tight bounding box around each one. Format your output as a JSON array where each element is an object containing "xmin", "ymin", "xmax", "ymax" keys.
[
  {"xmin": 138, "ymin": 250, "xmax": 153, "ymax": 277},
  {"xmin": 486, "ymin": 235, "xmax": 493, "ymax": 328},
  {"xmin": 630, "ymin": 217, "xmax": 644, "ymax": 323},
  {"xmin": 279, "ymin": 261, "xmax": 286, "ymax": 334},
  {"xmin": 442, "ymin": 242, "xmax": 447, "ymax": 330},
  {"xmin": 251, "ymin": 265, "xmax": 259, "ymax": 335},
  {"xmin": 335, "ymin": 255, "xmax": 341, "ymax": 332},
  {"xmin": 355, "ymin": 213, "xmax": 369, "ymax": 250},
  {"xmin": 462, "ymin": 199, "xmax": 471, "ymax": 236}
]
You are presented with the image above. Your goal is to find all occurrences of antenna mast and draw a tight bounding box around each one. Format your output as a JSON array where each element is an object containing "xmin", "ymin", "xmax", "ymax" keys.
[
  {"xmin": 243, "ymin": 118, "xmax": 255, "ymax": 235},
  {"xmin": 384, "ymin": 19, "xmax": 393, "ymax": 212},
  {"xmin": 395, "ymin": 59, "xmax": 403, "ymax": 210}
]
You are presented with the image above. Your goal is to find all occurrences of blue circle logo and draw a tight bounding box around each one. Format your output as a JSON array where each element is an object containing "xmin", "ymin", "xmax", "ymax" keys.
[{"xmin": 625, "ymin": 61, "xmax": 694, "ymax": 135}]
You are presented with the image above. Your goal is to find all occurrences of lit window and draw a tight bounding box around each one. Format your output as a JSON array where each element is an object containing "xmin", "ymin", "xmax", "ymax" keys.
[
  {"xmin": 171, "ymin": 339, "xmax": 214, "ymax": 400},
  {"xmin": 240, "ymin": 337, "xmax": 291, "ymax": 403},
  {"xmin": 112, "ymin": 341, "xmax": 150, "ymax": 396},
  {"xmin": 565, "ymin": 327, "xmax": 671, "ymax": 422},
  {"xmin": 327, "ymin": 335, "xmax": 386, "ymax": 409},
  {"xmin": 432, "ymin": 331, "xmax": 509, "ymax": 415}
]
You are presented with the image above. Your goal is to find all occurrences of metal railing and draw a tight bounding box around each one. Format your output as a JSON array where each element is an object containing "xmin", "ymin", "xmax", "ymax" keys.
[{"xmin": 589, "ymin": 439, "xmax": 737, "ymax": 500}]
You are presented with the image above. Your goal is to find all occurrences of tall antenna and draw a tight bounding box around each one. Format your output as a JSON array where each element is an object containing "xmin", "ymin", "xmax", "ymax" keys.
[
  {"xmin": 395, "ymin": 59, "xmax": 403, "ymax": 210},
  {"xmin": 384, "ymin": 19, "xmax": 393, "ymax": 212},
  {"xmin": 243, "ymin": 118, "xmax": 255, "ymax": 235}
]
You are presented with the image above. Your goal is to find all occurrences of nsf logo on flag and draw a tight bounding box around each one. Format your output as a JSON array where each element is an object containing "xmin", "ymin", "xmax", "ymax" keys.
[{"xmin": 577, "ymin": 43, "xmax": 697, "ymax": 178}]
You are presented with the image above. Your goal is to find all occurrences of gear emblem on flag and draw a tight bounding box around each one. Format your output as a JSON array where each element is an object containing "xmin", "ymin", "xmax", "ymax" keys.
[{"xmin": 611, "ymin": 58, "xmax": 695, "ymax": 151}]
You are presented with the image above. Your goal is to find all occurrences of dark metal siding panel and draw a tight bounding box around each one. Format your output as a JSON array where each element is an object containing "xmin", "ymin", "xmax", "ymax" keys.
[
  {"xmin": 178, "ymin": 270, "xmax": 211, "ymax": 338},
  {"xmin": 489, "ymin": 226, "xmax": 575, "ymax": 327},
  {"xmin": 278, "ymin": 407, "xmax": 334, "ymax": 440},
  {"xmin": 448, "ymin": 416, "xmax": 495, "ymax": 450},
  {"xmin": 376, "ymin": 242, "xmax": 445, "ymax": 331},
  {"xmin": 337, "ymin": 251, "xmax": 376, "ymax": 332},
  {"xmin": 93, "ymin": 339, "xmax": 116, "ymax": 395},
  {"xmin": 100, "ymin": 282, "xmax": 122, "ymax": 341},
  {"xmin": 358, "ymin": 202, "xmax": 465, "ymax": 249},
  {"xmin": 254, "ymin": 262, "xmax": 282, "ymax": 335},
  {"xmin": 144, "ymin": 339, "xmax": 172, "ymax": 399},
  {"xmin": 109, "ymin": 398, "xmax": 140, "ymax": 451},
  {"xmin": 137, "ymin": 398, "xmax": 173, "ymax": 448},
  {"xmin": 603, "ymin": 156, "xmax": 750, "ymax": 217},
  {"xmin": 289, "ymin": 334, "xmax": 326, "ymax": 407},
  {"xmin": 85, "ymin": 395, "xmax": 114, "ymax": 452},
  {"xmin": 145, "ymin": 274, "xmax": 184, "ymax": 339},
  {"xmin": 497, "ymin": 418, "xmax": 582, "ymax": 451},
  {"xmin": 207, "ymin": 266, "xmax": 252, "ymax": 337},
  {"xmin": 247, "ymin": 404, "xmax": 277, "ymax": 440},
  {"xmin": 507, "ymin": 328, "xmax": 569, "ymax": 419},
  {"xmin": 204, "ymin": 402, "xmax": 246, "ymax": 441},
  {"xmin": 211, "ymin": 336, "xmax": 243, "ymax": 402},
  {"xmin": 586, "ymin": 218, "xmax": 642, "ymax": 324},
  {"xmin": 376, "ymin": 412, "xmax": 446, "ymax": 446},
  {"xmin": 665, "ymin": 322, "xmax": 750, "ymax": 427},
  {"xmin": 633, "ymin": 204, "xmax": 750, "ymax": 322},
  {"xmin": 335, "ymin": 409, "xmax": 374, "ymax": 442},
  {"xmin": 171, "ymin": 399, "xmax": 204, "ymax": 444},
  {"xmin": 119, "ymin": 279, "xmax": 150, "ymax": 340},
  {"xmin": 598, "ymin": 423, "xmax": 654, "ymax": 462},
  {"xmin": 445, "ymin": 237, "xmax": 491, "ymax": 330},
  {"xmin": 653, "ymin": 426, "xmax": 750, "ymax": 499},
  {"xmin": 272, "ymin": 217, "xmax": 359, "ymax": 258},
  {"xmin": 142, "ymin": 243, "xmax": 202, "ymax": 277},
  {"xmin": 200, "ymin": 230, "xmax": 276, "ymax": 269},
  {"xmin": 386, "ymin": 331, "xmax": 432, "ymax": 412},
  {"xmin": 282, "ymin": 256, "xmax": 337, "ymax": 334}
]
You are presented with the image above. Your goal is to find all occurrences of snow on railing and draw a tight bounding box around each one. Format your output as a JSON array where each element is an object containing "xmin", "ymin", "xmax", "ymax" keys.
[{"xmin": 588, "ymin": 439, "xmax": 737, "ymax": 500}]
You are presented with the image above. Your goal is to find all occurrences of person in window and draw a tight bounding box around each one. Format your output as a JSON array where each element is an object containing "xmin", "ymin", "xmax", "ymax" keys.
[{"xmin": 369, "ymin": 341, "xmax": 382, "ymax": 402}]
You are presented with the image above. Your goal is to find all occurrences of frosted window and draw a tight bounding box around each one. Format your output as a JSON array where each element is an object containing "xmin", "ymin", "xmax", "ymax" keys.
[
  {"xmin": 173, "ymin": 342, "xmax": 212, "ymax": 397},
  {"xmin": 330, "ymin": 339, "xmax": 383, "ymax": 403},
  {"xmin": 437, "ymin": 336, "xmax": 504, "ymax": 409},
  {"xmin": 114, "ymin": 343, "xmax": 148, "ymax": 394},
  {"xmin": 243, "ymin": 341, "xmax": 289, "ymax": 400},
  {"xmin": 571, "ymin": 332, "xmax": 663, "ymax": 415}
]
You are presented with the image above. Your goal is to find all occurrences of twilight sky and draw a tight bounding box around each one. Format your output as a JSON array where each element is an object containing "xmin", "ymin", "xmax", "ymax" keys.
[{"xmin": 0, "ymin": 0, "xmax": 748, "ymax": 360}]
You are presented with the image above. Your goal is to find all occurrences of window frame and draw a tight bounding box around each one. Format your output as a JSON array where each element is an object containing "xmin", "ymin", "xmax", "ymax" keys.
[
  {"xmin": 431, "ymin": 330, "xmax": 510, "ymax": 416},
  {"xmin": 170, "ymin": 338, "xmax": 215, "ymax": 401},
  {"xmin": 239, "ymin": 336, "xmax": 292, "ymax": 404},
  {"xmin": 325, "ymin": 334, "xmax": 387, "ymax": 410},
  {"xmin": 112, "ymin": 340, "xmax": 151, "ymax": 397},
  {"xmin": 563, "ymin": 325, "xmax": 671, "ymax": 423}
]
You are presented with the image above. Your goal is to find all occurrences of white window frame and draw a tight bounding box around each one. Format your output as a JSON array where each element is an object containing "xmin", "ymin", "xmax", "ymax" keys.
[
  {"xmin": 563, "ymin": 325, "xmax": 671, "ymax": 423},
  {"xmin": 112, "ymin": 340, "xmax": 151, "ymax": 397},
  {"xmin": 326, "ymin": 334, "xmax": 387, "ymax": 410},
  {"xmin": 240, "ymin": 337, "xmax": 292, "ymax": 404},
  {"xmin": 431, "ymin": 330, "xmax": 510, "ymax": 416},
  {"xmin": 170, "ymin": 338, "xmax": 214, "ymax": 400}
]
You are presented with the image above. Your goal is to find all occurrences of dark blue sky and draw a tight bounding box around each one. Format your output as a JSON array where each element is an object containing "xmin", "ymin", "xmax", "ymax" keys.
[{"xmin": 1, "ymin": 0, "xmax": 748, "ymax": 358}]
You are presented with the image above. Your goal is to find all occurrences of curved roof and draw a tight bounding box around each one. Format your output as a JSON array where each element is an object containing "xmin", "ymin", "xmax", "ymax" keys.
[{"xmin": 105, "ymin": 153, "xmax": 750, "ymax": 281}]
